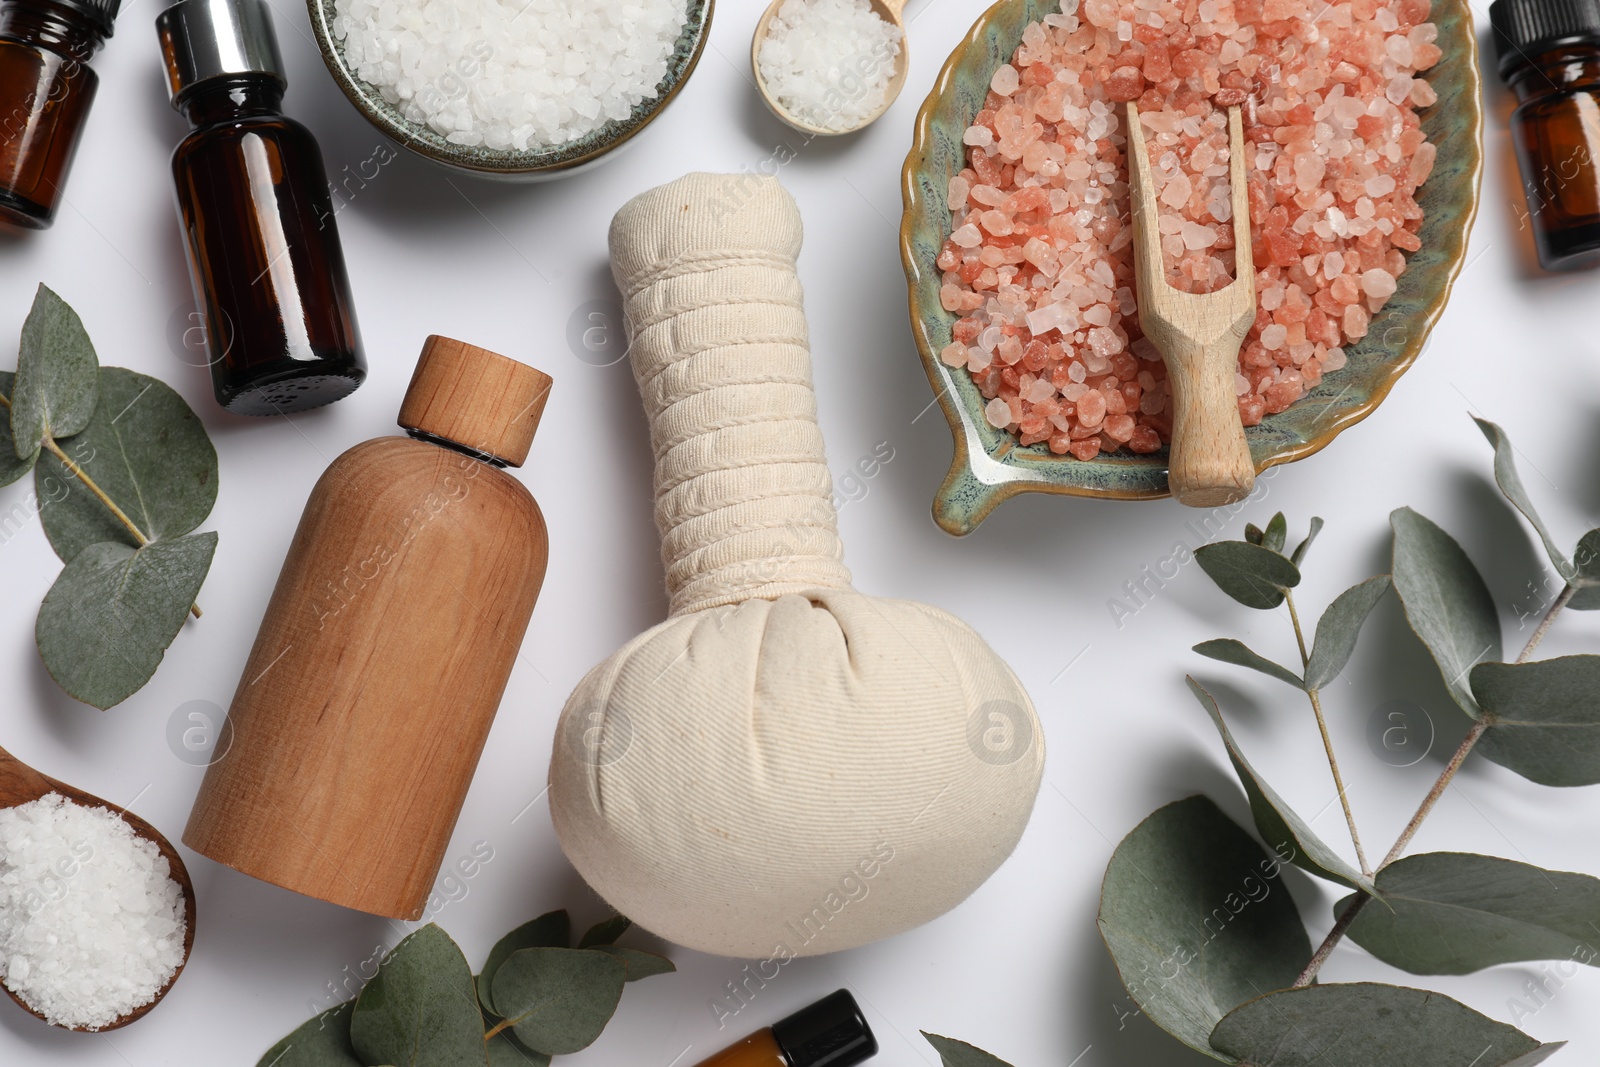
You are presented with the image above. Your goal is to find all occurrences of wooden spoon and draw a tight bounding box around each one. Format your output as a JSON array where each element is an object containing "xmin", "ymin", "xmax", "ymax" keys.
[
  {"xmin": 751, "ymin": 0, "xmax": 909, "ymax": 136},
  {"xmin": 1125, "ymin": 102, "xmax": 1258, "ymax": 507},
  {"xmin": 0, "ymin": 746, "xmax": 196, "ymax": 1031}
]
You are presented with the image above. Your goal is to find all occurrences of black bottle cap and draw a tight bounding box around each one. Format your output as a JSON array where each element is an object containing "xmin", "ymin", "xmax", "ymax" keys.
[
  {"xmin": 1489, "ymin": 0, "xmax": 1600, "ymax": 81},
  {"xmin": 31, "ymin": 0, "xmax": 121, "ymax": 40},
  {"xmin": 771, "ymin": 991, "xmax": 878, "ymax": 1067}
]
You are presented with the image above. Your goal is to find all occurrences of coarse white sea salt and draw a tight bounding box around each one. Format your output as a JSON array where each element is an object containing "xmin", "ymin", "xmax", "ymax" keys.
[
  {"xmin": 757, "ymin": 0, "xmax": 904, "ymax": 132},
  {"xmin": 0, "ymin": 794, "xmax": 186, "ymax": 1031},
  {"xmin": 330, "ymin": 0, "xmax": 688, "ymax": 150}
]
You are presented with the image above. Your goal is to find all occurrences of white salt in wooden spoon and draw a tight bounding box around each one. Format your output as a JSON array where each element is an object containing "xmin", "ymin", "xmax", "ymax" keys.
[
  {"xmin": 1125, "ymin": 102, "xmax": 1258, "ymax": 507},
  {"xmin": 751, "ymin": 0, "xmax": 909, "ymax": 136},
  {"xmin": 0, "ymin": 746, "xmax": 196, "ymax": 1031}
]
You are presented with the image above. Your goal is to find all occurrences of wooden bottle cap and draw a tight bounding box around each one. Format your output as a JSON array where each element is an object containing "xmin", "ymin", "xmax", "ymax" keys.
[{"xmin": 397, "ymin": 336, "xmax": 553, "ymax": 466}]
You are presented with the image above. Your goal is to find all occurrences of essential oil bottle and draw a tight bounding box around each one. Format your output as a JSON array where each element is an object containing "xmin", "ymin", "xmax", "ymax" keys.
[
  {"xmin": 157, "ymin": 0, "xmax": 365, "ymax": 414},
  {"xmin": 0, "ymin": 0, "xmax": 118, "ymax": 229},
  {"xmin": 1491, "ymin": 0, "xmax": 1600, "ymax": 271},
  {"xmin": 692, "ymin": 991, "xmax": 877, "ymax": 1067}
]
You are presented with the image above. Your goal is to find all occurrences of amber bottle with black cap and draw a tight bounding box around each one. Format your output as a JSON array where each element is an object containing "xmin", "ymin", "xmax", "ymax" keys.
[
  {"xmin": 157, "ymin": 0, "xmax": 365, "ymax": 413},
  {"xmin": 0, "ymin": 0, "xmax": 117, "ymax": 228},
  {"xmin": 1492, "ymin": 0, "xmax": 1600, "ymax": 270},
  {"xmin": 695, "ymin": 991, "xmax": 878, "ymax": 1067}
]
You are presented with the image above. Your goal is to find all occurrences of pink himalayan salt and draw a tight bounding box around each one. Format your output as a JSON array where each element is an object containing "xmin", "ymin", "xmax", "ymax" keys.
[{"xmin": 936, "ymin": 0, "xmax": 1435, "ymax": 458}]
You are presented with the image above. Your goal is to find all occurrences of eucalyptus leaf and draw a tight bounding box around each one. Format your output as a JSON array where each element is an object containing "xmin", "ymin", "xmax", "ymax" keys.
[
  {"xmin": 923, "ymin": 1033, "xmax": 1016, "ymax": 1067},
  {"xmin": 1189, "ymin": 679, "xmax": 1373, "ymax": 892},
  {"xmin": 349, "ymin": 924, "xmax": 488, "ymax": 1067},
  {"xmin": 1193, "ymin": 639, "xmax": 1303, "ymax": 688},
  {"xmin": 256, "ymin": 1001, "xmax": 363, "ymax": 1067},
  {"xmin": 1303, "ymin": 576, "xmax": 1391, "ymax": 690},
  {"xmin": 1338, "ymin": 852, "xmax": 1600, "ymax": 976},
  {"xmin": 591, "ymin": 945, "xmax": 675, "ymax": 982},
  {"xmin": 483, "ymin": 1002, "xmax": 551, "ymax": 1067},
  {"xmin": 477, "ymin": 911, "xmax": 571, "ymax": 1013},
  {"xmin": 0, "ymin": 372, "xmax": 37, "ymax": 487},
  {"xmin": 1390, "ymin": 508, "xmax": 1501, "ymax": 717},
  {"xmin": 578, "ymin": 915, "xmax": 631, "ymax": 948},
  {"xmin": 1262, "ymin": 512, "xmax": 1287, "ymax": 553},
  {"xmin": 1097, "ymin": 795, "xmax": 1311, "ymax": 1062},
  {"xmin": 36, "ymin": 533, "xmax": 216, "ymax": 709},
  {"xmin": 35, "ymin": 367, "xmax": 218, "ymax": 562},
  {"xmin": 1570, "ymin": 529, "xmax": 1600, "ymax": 611},
  {"xmin": 1208, "ymin": 982, "xmax": 1561, "ymax": 1067},
  {"xmin": 1471, "ymin": 657, "xmax": 1600, "ymax": 787},
  {"xmin": 1475, "ymin": 418, "xmax": 1572, "ymax": 579},
  {"xmin": 1290, "ymin": 516, "xmax": 1324, "ymax": 567},
  {"xmin": 11, "ymin": 284, "xmax": 98, "ymax": 461},
  {"xmin": 1195, "ymin": 541, "xmax": 1302, "ymax": 610},
  {"xmin": 491, "ymin": 948, "xmax": 626, "ymax": 1056},
  {"xmin": 1244, "ymin": 523, "xmax": 1264, "ymax": 545}
]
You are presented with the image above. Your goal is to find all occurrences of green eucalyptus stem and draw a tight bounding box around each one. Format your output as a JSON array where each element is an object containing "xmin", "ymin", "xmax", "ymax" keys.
[
  {"xmin": 483, "ymin": 1018, "xmax": 511, "ymax": 1041},
  {"xmin": 1292, "ymin": 581, "xmax": 1574, "ymax": 988},
  {"xmin": 1285, "ymin": 589, "xmax": 1371, "ymax": 877},
  {"xmin": 0, "ymin": 390, "xmax": 201, "ymax": 619}
]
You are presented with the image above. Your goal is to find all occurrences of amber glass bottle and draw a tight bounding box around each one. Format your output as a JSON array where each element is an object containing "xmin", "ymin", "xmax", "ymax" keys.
[
  {"xmin": 692, "ymin": 992, "xmax": 877, "ymax": 1067},
  {"xmin": 158, "ymin": 0, "xmax": 364, "ymax": 414},
  {"xmin": 1492, "ymin": 0, "xmax": 1600, "ymax": 270},
  {"xmin": 0, "ymin": 0, "xmax": 115, "ymax": 229}
]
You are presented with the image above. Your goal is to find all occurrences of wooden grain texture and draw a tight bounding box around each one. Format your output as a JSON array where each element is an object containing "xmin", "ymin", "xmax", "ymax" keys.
[
  {"xmin": 1127, "ymin": 103, "xmax": 1258, "ymax": 508},
  {"xmin": 750, "ymin": 0, "xmax": 908, "ymax": 136},
  {"xmin": 398, "ymin": 335, "xmax": 552, "ymax": 467},
  {"xmin": 0, "ymin": 746, "xmax": 196, "ymax": 1032},
  {"xmin": 184, "ymin": 436, "xmax": 548, "ymax": 919}
]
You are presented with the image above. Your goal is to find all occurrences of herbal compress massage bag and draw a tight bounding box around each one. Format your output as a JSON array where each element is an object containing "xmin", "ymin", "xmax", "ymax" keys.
[{"xmin": 549, "ymin": 173, "xmax": 1045, "ymax": 957}]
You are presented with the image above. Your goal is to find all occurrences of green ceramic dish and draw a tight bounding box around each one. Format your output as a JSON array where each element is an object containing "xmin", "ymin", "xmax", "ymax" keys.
[
  {"xmin": 900, "ymin": 0, "xmax": 1482, "ymax": 533},
  {"xmin": 307, "ymin": 0, "xmax": 713, "ymax": 182}
]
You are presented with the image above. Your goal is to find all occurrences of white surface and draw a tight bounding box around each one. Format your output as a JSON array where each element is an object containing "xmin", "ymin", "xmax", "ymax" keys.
[{"xmin": 0, "ymin": 0, "xmax": 1596, "ymax": 1064}]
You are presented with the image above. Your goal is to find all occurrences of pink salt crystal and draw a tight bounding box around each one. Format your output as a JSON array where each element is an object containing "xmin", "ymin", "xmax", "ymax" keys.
[
  {"xmin": 948, "ymin": 176, "xmax": 970, "ymax": 211},
  {"xmin": 980, "ymin": 209, "xmax": 1014, "ymax": 235},
  {"xmin": 941, "ymin": 342, "xmax": 968, "ymax": 367},
  {"xmin": 985, "ymin": 398, "xmax": 1012, "ymax": 428},
  {"xmin": 1342, "ymin": 304, "xmax": 1369, "ymax": 338},
  {"xmin": 964, "ymin": 125, "xmax": 994, "ymax": 147},
  {"xmin": 951, "ymin": 224, "xmax": 982, "ymax": 248},
  {"xmin": 992, "ymin": 64, "xmax": 1021, "ymax": 95},
  {"xmin": 1088, "ymin": 326, "xmax": 1125, "ymax": 356},
  {"xmin": 1360, "ymin": 268, "xmax": 1397, "ymax": 299},
  {"xmin": 1261, "ymin": 323, "xmax": 1288, "ymax": 350},
  {"xmin": 1026, "ymin": 378, "xmax": 1056, "ymax": 403},
  {"xmin": 1323, "ymin": 347, "xmax": 1348, "ymax": 371},
  {"xmin": 1076, "ymin": 390, "xmax": 1107, "ymax": 427},
  {"xmin": 1181, "ymin": 222, "xmax": 1218, "ymax": 250}
]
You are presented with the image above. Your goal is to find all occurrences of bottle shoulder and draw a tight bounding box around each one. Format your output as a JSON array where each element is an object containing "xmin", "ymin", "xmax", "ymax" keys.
[{"xmin": 315, "ymin": 436, "xmax": 545, "ymax": 532}]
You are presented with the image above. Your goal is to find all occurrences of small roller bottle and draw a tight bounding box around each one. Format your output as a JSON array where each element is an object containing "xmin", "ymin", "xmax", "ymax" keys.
[
  {"xmin": 693, "ymin": 991, "xmax": 877, "ymax": 1067},
  {"xmin": 0, "ymin": 0, "xmax": 117, "ymax": 229},
  {"xmin": 157, "ymin": 0, "xmax": 365, "ymax": 414},
  {"xmin": 1491, "ymin": 0, "xmax": 1600, "ymax": 271}
]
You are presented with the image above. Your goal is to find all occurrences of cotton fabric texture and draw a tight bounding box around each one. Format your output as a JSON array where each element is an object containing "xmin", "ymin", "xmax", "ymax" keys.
[{"xmin": 548, "ymin": 172, "xmax": 1044, "ymax": 957}]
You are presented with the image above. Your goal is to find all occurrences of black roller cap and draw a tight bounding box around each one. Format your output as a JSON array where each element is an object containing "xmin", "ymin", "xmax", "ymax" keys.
[
  {"xmin": 772, "ymin": 990, "xmax": 878, "ymax": 1067},
  {"xmin": 1490, "ymin": 0, "xmax": 1600, "ymax": 80}
]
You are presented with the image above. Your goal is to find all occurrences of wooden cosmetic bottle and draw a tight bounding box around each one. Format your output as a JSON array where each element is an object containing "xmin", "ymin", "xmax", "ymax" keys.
[{"xmin": 185, "ymin": 336, "xmax": 551, "ymax": 918}]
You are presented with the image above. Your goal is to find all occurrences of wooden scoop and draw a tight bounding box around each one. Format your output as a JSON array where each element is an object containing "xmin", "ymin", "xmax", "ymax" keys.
[
  {"xmin": 751, "ymin": 0, "xmax": 909, "ymax": 136},
  {"xmin": 0, "ymin": 746, "xmax": 196, "ymax": 1031},
  {"xmin": 1125, "ymin": 103, "xmax": 1257, "ymax": 507}
]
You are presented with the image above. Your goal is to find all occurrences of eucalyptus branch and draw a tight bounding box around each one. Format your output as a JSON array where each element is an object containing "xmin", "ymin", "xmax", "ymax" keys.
[
  {"xmin": 1291, "ymin": 584, "xmax": 1572, "ymax": 987},
  {"xmin": 1285, "ymin": 589, "xmax": 1370, "ymax": 877},
  {"xmin": 0, "ymin": 390, "xmax": 201, "ymax": 619}
]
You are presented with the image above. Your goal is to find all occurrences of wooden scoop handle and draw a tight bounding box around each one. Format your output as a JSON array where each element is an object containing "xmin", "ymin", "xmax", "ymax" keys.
[{"xmin": 1162, "ymin": 331, "xmax": 1256, "ymax": 507}]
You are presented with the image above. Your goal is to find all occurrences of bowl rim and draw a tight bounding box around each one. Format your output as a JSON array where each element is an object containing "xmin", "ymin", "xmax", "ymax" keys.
[
  {"xmin": 306, "ymin": 0, "xmax": 715, "ymax": 176},
  {"xmin": 898, "ymin": 0, "xmax": 1483, "ymax": 529}
]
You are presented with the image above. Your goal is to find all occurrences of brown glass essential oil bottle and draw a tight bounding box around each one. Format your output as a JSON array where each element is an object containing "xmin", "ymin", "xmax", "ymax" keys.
[
  {"xmin": 1492, "ymin": 0, "xmax": 1600, "ymax": 270},
  {"xmin": 157, "ymin": 0, "xmax": 365, "ymax": 414},
  {"xmin": 0, "ymin": 0, "xmax": 116, "ymax": 229},
  {"xmin": 694, "ymin": 991, "xmax": 877, "ymax": 1067},
  {"xmin": 185, "ymin": 337, "xmax": 552, "ymax": 919}
]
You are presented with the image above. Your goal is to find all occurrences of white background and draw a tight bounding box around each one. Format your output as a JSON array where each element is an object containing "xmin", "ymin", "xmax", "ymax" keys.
[{"xmin": 0, "ymin": 0, "xmax": 1597, "ymax": 1063}]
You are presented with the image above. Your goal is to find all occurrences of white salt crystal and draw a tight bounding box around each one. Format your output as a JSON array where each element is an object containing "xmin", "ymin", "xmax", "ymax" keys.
[
  {"xmin": 0, "ymin": 795, "xmax": 187, "ymax": 1031},
  {"xmin": 758, "ymin": 0, "xmax": 905, "ymax": 132}
]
